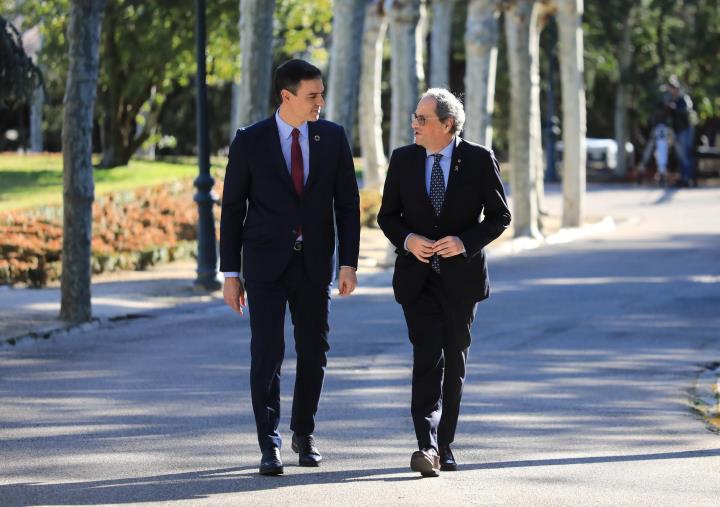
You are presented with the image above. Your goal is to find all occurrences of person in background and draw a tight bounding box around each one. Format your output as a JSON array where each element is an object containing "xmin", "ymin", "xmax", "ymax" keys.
[
  {"xmin": 638, "ymin": 109, "xmax": 685, "ymax": 187},
  {"xmin": 665, "ymin": 75, "xmax": 696, "ymax": 187}
]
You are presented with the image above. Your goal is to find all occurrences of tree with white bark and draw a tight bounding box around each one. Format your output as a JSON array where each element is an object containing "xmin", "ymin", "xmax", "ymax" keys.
[
  {"xmin": 326, "ymin": 0, "xmax": 367, "ymax": 144},
  {"xmin": 505, "ymin": 0, "xmax": 542, "ymax": 238},
  {"xmin": 428, "ymin": 0, "xmax": 456, "ymax": 88},
  {"xmin": 60, "ymin": 0, "xmax": 106, "ymax": 323},
  {"xmin": 463, "ymin": 0, "xmax": 500, "ymax": 148},
  {"xmin": 388, "ymin": 0, "xmax": 423, "ymax": 152},
  {"xmin": 359, "ymin": 0, "xmax": 388, "ymax": 190},
  {"xmin": 556, "ymin": 0, "xmax": 586, "ymax": 227},
  {"xmin": 612, "ymin": 2, "xmax": 637, "ymax": 179},
  {"xmin": 230, "ymin": 0, "xmax": 275, "ymax": 139}
]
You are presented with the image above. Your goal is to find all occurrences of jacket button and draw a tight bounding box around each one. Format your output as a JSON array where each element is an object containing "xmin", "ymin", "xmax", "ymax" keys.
[
  {"xmin": 291, "ymin": 229, "xmax": 297, "ymax": 235},
  {"xmin": 433, "ymin": 225, "xmax": 439, "ymax": 229}
]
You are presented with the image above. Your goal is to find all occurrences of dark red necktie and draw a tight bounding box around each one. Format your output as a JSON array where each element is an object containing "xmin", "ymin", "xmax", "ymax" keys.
[
  {"xmin": 290, "ymin": 128, "xmax": 304, "ymax": 197},
  {"xmin": 290, "ymin": 128, "xmax": 303, "ymax": 237}
]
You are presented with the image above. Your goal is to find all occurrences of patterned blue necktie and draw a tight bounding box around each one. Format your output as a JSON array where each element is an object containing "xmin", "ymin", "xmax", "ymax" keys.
[{"xmin": 429, "ymin": 153, "xmax": 445, "ymax": 273}]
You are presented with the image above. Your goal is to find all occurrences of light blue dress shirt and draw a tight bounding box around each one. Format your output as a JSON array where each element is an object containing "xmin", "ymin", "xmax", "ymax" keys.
[
  {"xmin": 424, "ymin": 137, "xmax": 456, "ymax": 193},
  {"xmin": 275, "ymin": 109, "xmax": 310, "ymax": 183}
]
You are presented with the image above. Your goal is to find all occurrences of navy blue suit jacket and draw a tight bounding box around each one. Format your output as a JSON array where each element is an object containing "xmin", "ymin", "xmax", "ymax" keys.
[{"xmin": 220, "ymin": 116, "xmax": 360, "ymax": 285}]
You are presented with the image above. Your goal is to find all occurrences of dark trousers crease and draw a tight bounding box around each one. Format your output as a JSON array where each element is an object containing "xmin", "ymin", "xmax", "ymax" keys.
[
  {"xmin": 402, "ymin": 272, "xmax": 474, "ymax": 451},
  {"xmin": 245, "ymin": 251, "xmax": 331, "ymax": 452}
]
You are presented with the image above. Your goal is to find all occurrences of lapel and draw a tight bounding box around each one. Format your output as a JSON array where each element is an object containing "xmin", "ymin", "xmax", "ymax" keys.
[
  {"xmin": 305, "ymin": 121, "xmax": 322, "ymax": 192},
  {"xmin": 263, "ymin": 116, "xmax": 297, "ymax": 195},
  {"xmin": 414, "ymin": 145, "xmax": 436, "ymax": 216},
  {"xmin": 440, "ymin": 137, "xmax": 465, "ymax": 218}
]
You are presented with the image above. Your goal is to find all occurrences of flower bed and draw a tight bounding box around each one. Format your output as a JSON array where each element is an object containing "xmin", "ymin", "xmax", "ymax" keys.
[
  {"xmin": 0, "ymin": 178, "xmax": 222, "ymax": 287},
  {"xmin": 1, "ymin": 175, "xmax": 380, "ymax": 287}
]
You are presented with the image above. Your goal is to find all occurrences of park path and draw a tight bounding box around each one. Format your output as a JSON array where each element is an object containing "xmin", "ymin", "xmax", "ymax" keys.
[{"xmin": 1, "ymin": 184, "xmax": 719, "ymax": 506}]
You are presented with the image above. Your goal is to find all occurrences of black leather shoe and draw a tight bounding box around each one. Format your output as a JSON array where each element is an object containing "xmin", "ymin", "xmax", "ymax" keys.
[
  {"xmin": 410, "ymin": 447, "xmax": 440, "ymax": 477},
  {"xmin": 291, "ymin": 433, "xmax": 322, "ymax": 467},
  {"xmin": 439, "ymin": 444, "xmax": 457, "ymax": 471},
  {"xmin": 259, "ymin": 447, "xmax": 283, "ymax": 475}
]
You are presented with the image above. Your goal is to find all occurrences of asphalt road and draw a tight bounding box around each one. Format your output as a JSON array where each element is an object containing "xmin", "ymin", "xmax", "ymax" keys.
[{"xmin": 1, "ymin": 184, "xmax": 719, "ymax": 506}]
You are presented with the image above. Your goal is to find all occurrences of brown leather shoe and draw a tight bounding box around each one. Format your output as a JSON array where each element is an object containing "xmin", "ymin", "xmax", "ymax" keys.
[
  {"xmin": 410, "ymin": 448, "xmax": 440, "ymax": 477},
  {"xmin": 439, "ymin": 444, "xmax": 457, "ymax": 471}
]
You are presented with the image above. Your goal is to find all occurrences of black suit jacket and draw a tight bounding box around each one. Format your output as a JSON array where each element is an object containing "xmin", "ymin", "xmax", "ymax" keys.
[
  {"xmin": 220, "ymin": 116, "xmax": 360, "ymax": 285},
  {"xmin": 377, "ymin": 138, "xmax": 511, "ymax": 306}
]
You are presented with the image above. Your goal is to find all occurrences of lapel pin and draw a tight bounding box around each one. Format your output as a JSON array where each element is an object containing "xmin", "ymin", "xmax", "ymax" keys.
[{"xmin": 314, "ymin": 135, "xmax": 320, "ymax": 141}]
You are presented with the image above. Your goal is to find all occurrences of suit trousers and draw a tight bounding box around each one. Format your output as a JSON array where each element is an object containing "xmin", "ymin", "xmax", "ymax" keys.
[
  {"xmin": 401, "ymin": 271, "xmax": 475, "ymax": 452},
  {"xmin": 245, "ymin": 250, "xmax": 331, "ymax": 452}
]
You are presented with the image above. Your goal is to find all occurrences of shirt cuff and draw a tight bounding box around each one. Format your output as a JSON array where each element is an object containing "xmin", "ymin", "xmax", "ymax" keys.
[
  {"xmin": 223, "ymin": 272, "xmax": 240, "ymax": 278},
  {"xmin": 339, "ymin": 265, "xmax": 356, "ymax": 271},
  {"xmin": 403, "ymin": 233, "xmax": 414, "ymax": 252}
]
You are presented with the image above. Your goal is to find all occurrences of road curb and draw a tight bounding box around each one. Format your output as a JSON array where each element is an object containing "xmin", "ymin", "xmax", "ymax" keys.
[
  {"xmin": 489, "ymin": 216, "xmax": 616, "ymax": 257},
  {"xmin": 690, "ymin": 362, "xmax": 720, "ymax": 433}
]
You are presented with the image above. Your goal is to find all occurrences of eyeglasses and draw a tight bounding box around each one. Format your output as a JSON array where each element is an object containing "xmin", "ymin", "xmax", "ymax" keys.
[{"xmin": 411, "ymin": 114, "xmax": 440, "ymax": 126}]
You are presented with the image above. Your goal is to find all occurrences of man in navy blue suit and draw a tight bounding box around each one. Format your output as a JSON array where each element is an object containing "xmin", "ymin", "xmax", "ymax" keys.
[
  {"xmin": 378, "ymin": 89, "xmax": 510, "ymax": 477},
  {"xmin": 220, "ymin": 59, "xmax": 360, "ymax": 475}
]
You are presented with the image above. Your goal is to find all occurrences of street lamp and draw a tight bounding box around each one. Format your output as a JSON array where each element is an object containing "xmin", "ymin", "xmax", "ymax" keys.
[{"xmin": 193, "ymin": 0, "xmax": 221, "ymax": 291}]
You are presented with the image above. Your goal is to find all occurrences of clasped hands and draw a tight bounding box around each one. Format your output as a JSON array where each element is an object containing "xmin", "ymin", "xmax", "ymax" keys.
[{"xmin": 406, "ymin": 234, "xmax": 465, "ymax": 264}]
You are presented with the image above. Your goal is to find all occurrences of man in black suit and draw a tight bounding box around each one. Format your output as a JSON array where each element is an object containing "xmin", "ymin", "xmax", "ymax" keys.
[
  {"xmin": 378, "ymin": 88, "xmax": 511, "ymax": 477},
  {"xmin": 220, "ymin": 59, "xmax": 360, "ymax": 475}
]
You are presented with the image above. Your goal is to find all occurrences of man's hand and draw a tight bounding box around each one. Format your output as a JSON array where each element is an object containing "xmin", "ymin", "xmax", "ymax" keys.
[
  {"xmin": 223, "ymin": 277, "xmax": 246, "ymax": 316},
  {"xmin": 338, "ymin": 266, "xmax": 357, "ymax": 296},
  {"xmin": 406, "ymin": 234, "xmax": 434, "ymax": 263},
  {"xmin": 432, "ymin": 236, "xmax": 465, "ymax": 258}
]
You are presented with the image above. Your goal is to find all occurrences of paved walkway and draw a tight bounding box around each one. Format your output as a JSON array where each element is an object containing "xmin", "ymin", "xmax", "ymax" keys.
[
  {"xmin": 1, "ymin": 184, "xmax": 719, "ymax": 506},
  {"xmin": 0, "ymin": 192, "xmax": 610, "ymax": 345}
]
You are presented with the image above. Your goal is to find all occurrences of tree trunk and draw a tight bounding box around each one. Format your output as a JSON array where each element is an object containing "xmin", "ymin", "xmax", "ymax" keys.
[
  {"xmin": 327, "ymin": 0, "xmax": 366, "ymax": 144},
  {"xmin": 29, "ymin": 30, "xmax": 44, "ymax": 152},
  {"xmin": 359, "ymin": 0, "xmax": 388, "ymax": 190},
  {"xmin": 30, "ymin": 81, "xmax": 44, "ymax": 152},
  {"xmin": 613, "ymin": 6, "xmax": 635, "ymax": 179},
  {"xmin": 230, "ymin": 82, "xmax": 241, "ymax": 144},
  {"xmin": 464, "ymin": 0, "xmax": 499, "ymax": 147},
  {"xmin": 60, "ymin": 0, "xmax": 105, "ymax": 323},
  {"xmin": 231, "ymin": 0, "xmax": 275, "ymax": 135},
  {"xmin": 505, "ymin": 0, "xmax": 542, "ymax": 239},
  {"xmin": 557, "ymin": 0, "xmax": 586, "ymax": 227},
  {"xmin": 429, "ymin": 0, "xmax": 456, "ymax": 88},
  {"xmin": 389, "ymin": 0, "xmax": 422, "ymax": 152},
  {"xmin": 534, "ymin": 5, "xmax": 554, "ymax": 217}
]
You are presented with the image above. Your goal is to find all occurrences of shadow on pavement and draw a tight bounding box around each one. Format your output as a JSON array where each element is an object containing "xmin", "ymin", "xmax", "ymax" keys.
[{"xmin": 3, "ymin": 448, "xmax": 720, "ymax": 505}]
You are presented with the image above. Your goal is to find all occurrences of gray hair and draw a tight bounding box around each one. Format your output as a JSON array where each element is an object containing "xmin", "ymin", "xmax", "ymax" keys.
[{"xmin": 422, "ymin": 88, "xmax": 465, "ymax": 135}]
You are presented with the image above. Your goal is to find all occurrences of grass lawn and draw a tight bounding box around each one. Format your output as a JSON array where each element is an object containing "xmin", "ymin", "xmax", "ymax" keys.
[
  {"xmin": 0, "ymin": 153, "xmax": 226, "ymax": 212},
  {"xmin": 0, "ymin": 153, "xmax": 367, "ymax": 212}
]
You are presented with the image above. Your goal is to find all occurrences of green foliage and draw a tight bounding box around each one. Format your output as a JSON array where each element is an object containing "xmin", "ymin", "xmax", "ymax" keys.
[
  {"xmin": 583, "ymin": 0, "xmax": 720, "ymax": 139},
  {"xmin": 274, "ymin": 0, "xmax": 333, "ymax": 66}
]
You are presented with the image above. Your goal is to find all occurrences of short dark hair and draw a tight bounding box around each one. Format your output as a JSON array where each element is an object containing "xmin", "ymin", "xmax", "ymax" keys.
[{"xmin": 274, "ymin": 59, "xmax": 322, "ymax": 103}]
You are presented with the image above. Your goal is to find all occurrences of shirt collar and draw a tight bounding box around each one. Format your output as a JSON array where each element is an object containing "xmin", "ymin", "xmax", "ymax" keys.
[
  {"xmin": 275, "ymin": 109, "xmax": 308, "ymax": 140},
  {"xmin": 426, "ymin": 137, "xmax": 457, "ymax": 159}
]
